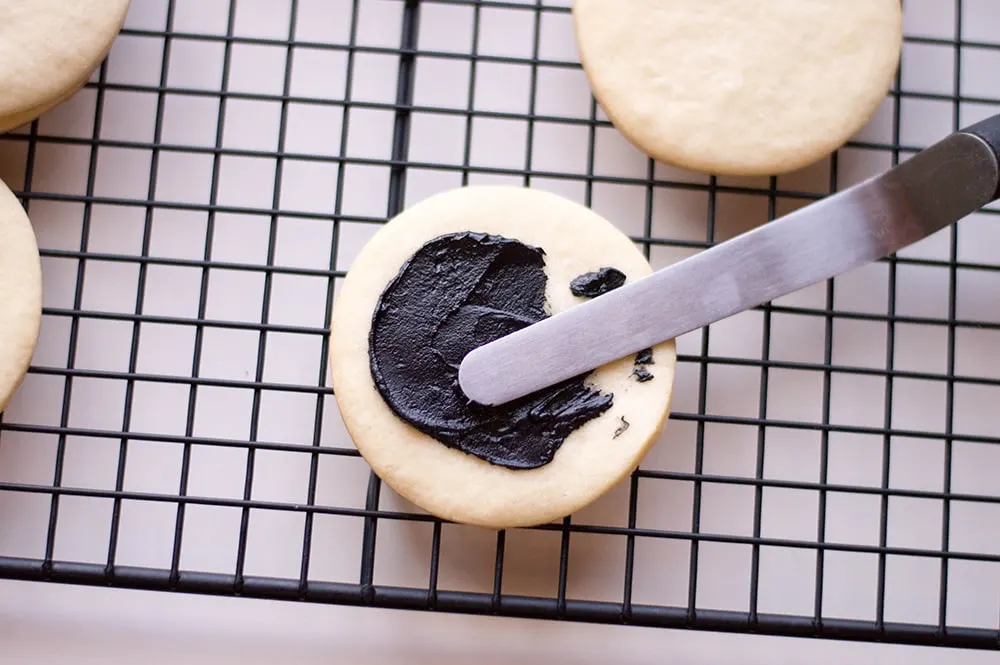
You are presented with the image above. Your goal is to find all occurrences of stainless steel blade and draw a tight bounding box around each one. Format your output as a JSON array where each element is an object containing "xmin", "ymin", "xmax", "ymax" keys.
[{"xmin": 459, "ymin": 130, "xmax": 1000, "ymax": 406}]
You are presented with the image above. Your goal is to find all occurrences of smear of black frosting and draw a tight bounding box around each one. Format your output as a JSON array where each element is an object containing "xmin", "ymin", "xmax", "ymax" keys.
[{"xmin": 368, "ymin": 232, "xmax": 614, "ymax": 470}]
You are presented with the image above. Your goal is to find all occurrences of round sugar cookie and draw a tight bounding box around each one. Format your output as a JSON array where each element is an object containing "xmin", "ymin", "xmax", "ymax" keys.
[
  {"xmin": 329, "ymin": 186, "xmax": 677, "ymax": 529},
  {"xmin": 573, "ymin": 0, "xmax": 903, "ymax": 176},
  {"xmin": 0, "ymin": 0, "xmax": 132, "ymax": 133},
  {"xmin": 0, "ymin": 179, "xmax": 43, "ymax": 414}
]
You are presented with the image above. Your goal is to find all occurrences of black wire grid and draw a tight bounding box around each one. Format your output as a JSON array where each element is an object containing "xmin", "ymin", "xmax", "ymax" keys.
[{"xmin": 1, "ymin": 0, "xmax": 1000, "ymax": 653}]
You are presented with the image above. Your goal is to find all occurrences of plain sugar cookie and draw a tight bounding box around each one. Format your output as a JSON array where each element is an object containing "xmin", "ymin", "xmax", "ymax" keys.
[
  {"xmin": 0, "ymin": 179, "xmax": 43, "ymax": 414},
  {"xmin": 0, "ymin": 0, "xmax": 132, "ymax": 133},
  {"xmin": 329, "ymin": 186, "xmax": 677, "ymax": 529},
  {"xmin": 573, "ymin": 0, "xmax": 903, "ymax": 176}
]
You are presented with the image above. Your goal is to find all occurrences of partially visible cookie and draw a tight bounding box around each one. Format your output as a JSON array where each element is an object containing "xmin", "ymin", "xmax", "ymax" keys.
[
  {"xmin": 0, "ymin": 179, "xmax": 42, "ymax": 413},
  {"xmin": 573, "ymin": 0, "xmax": 903, "ymax": 176},
  {"xmin": 329, "ymin": 186, "xmax": 677, "ymax": 529},
  {"xmin": 0, "ymin": 0, "xmax": 132, "ymax": 133}
]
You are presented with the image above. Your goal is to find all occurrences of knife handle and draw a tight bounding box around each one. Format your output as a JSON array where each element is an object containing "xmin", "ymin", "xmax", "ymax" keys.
[{"xmin": 962, "ymin": 113, "xmax": 1000, "ymax": 201}]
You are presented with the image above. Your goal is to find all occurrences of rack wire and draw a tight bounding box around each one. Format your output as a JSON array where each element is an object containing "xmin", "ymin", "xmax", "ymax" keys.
[{"xmin": 2, "ymin": 0, "xmax": 1000, "ymax": 653}]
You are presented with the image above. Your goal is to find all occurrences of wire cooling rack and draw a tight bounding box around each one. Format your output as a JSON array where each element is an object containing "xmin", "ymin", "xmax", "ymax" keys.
[{"xmin": 2, "ymin": 0, "xmax": 1000, "ymax": 654}]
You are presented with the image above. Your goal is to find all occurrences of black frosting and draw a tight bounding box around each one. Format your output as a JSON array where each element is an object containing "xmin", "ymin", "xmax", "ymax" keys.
[
  {"xmin": 635, "ymin": 347, "xmax": 654, "ymax": 366},
  {"xmin": 368, "ymin": 232, "xmax": 614, "ymax": 470},
  {"xmin": 570, "ymin": 267, "xmax": 627, "ymax": 298}
]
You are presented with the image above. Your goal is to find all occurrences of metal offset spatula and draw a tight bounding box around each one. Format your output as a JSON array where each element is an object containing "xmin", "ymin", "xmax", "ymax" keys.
[{"xmin": 459, "ymin": 114, "xmax": 1000, "ymax": 406}]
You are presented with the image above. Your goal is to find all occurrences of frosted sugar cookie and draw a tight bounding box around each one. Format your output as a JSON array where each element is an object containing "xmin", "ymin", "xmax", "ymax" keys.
[{"xmin": 330, "ymin": 186, "xmax": 676, "ymax": 529}]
